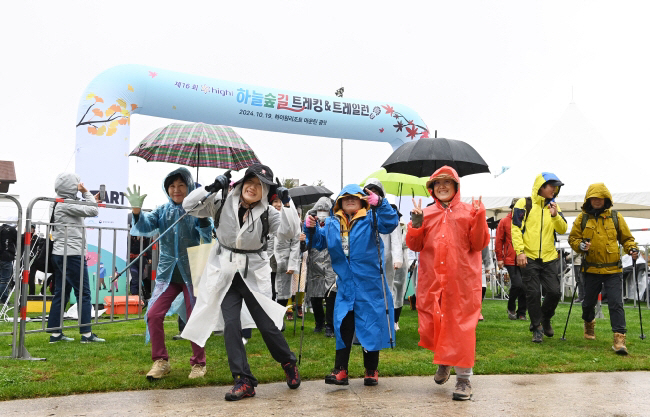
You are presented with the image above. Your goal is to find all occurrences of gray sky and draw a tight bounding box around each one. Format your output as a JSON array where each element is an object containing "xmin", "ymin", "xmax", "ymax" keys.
[{"xmin": 2, "ymin": 1, "xmax": 650, "ymax": 232}]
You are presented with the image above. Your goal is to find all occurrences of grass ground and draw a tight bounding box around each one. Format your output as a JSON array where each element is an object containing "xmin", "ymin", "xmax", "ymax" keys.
[{"xmin": 1, "ymin": 298, "xmax": 649, "ymax": 401}]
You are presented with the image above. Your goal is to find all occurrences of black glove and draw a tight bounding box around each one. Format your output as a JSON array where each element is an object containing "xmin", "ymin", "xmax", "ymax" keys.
[
  {"xmin": 275, "ymin": 178, "xmax": 291, "ymax": 204},
  {"xmin": 205, "ymin": 171, "xmax": 231, "ymax": 193}
]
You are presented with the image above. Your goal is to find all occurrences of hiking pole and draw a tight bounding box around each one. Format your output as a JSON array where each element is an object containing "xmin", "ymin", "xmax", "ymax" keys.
[
  {"xmin": 631, "ymin": 251, "xmax": 646, "ymax": 340},
  {"xmin": 561, "ymin": 273, "xmax": 579, "ymax": 341},
  {"xmin": 372, "ymin": 209, "xmax": 394, "ymax": 349},
  {"xmin": 298, "ymin": 217, "xmax": 315, "ymax": 363}
]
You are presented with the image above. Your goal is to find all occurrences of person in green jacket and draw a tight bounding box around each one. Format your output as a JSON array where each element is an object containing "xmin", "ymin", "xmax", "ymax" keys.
[
  {"xmin": 511, "ymin": 173, "xmax": 567, "ymax": 343},
  {"xmin": 568, "ymin": 183, "xmax": 638, "ymax": 355}
]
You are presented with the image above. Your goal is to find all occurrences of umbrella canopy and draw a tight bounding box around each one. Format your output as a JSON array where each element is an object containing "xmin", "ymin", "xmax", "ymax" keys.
[
  {"xmin": 288, "ymin": 185, "xmax": 333, "ymax": 207},
  {"xmin": 360, "ymin": 168, "xmax": 430, "ymax": 197},
  {"xmin": 382, "ymin": 138, "xmax": 489, "ymax": 178},
  {"xmin": 129, "ymin": 123, "xmax": 260, "ymax": 176}
]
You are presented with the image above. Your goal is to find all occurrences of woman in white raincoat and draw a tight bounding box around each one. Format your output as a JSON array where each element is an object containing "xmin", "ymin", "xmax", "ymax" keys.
[
  {"xmin": 180, "ymin": 164, "xmax": 301, "ymax": 401},
  {"xmin": 273, "ymin": 196, "xmax": 302, "ymax": 318},
  {"xmin": 391, "ymin": 209, "xmax": 410, "ymax": 331}
]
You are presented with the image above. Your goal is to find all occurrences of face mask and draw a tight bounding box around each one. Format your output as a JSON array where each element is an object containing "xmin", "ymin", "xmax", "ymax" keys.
[{"xmin": 317, "ymin": 211, "xmax": 328, "ymax": 222}]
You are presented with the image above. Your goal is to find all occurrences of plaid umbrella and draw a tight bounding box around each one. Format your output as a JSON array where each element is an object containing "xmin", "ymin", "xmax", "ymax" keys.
[{"xmin": 129, "ymin": 123, "xmax": 260, "ymax": 177}]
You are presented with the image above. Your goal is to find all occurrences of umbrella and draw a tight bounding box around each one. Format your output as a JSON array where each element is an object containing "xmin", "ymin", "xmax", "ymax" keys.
[
  {"xmin": 382, "ymin": 138, "xmax": 489, "ymax": 178},
  {"xmin": 129, "ymin": 122, "xmax": 260, "ymax": 179},
  {"xmin": 360, "ymin": 168, "xmax": 430, "ymax": 197},
  {"xmin": 288, "ymin": 185, "xmax": 333, "ymax": 207}
]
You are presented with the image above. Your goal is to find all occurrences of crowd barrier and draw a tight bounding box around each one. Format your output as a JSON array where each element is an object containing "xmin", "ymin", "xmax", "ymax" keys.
[{"xmin": 0, "ymin": 194, "xmax": 23, "ymax": 359}]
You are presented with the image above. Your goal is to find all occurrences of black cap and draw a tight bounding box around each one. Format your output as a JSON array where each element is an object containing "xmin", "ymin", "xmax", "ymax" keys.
[
  {"xmin": 241, "ymin": 163, "xmax": 274, "ymax": 186},
  {"xmin": 544, "ymin": 180, "xmax": 564, "ymax": 187}
]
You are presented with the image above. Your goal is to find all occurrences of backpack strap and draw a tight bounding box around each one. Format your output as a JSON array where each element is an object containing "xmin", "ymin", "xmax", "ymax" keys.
[
  {"xmin": 580, "ymin": 210, "xmax": 620, "ymax": 234},
  {"xmin": 212, "ymin": 191, "xmax": 228, "ymax": 231},
  {"xmin": 521, "ymin": 197, "xmax": 533, "ymax": 234}
]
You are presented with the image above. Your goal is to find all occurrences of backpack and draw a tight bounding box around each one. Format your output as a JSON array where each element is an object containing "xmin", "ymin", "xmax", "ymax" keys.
[
  {"xmin": 580, "ymin": 210, "xmax": 619, "ymax": 235},
  {"xmin": 0, "ymin": 224, "xmax": 18, "ymax": 260},
  {"xmin": 32, "ymin": 202, "xmax": 57, "ymax": 273}
]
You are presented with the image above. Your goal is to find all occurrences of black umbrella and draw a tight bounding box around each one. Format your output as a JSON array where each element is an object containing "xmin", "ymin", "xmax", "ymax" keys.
[
  {"xmin": 288, "ymin": 185, "xmax": 333, "ymax": 207},
  {"xmin": 382, "ymin": 138, "xmax": 489, "ymax": 178}
]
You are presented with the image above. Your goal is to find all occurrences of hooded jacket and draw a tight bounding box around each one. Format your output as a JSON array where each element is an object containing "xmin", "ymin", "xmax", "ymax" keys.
[
  {"xmin": 511, "ymin": 173, "xmax": 567, "ymax": 262},
  {"xmin": 405, "ymin": 166, "xmax": 489, "ymax": 368},
  {"xmin": 305, "ymin": 197, "xmax": 337, "ymax": 298},
  {"xmin": 51, "ymin": 173, "xmax": 99, "ymax": 256},
  {"xmin": 495, "ymin": 212, "xmax": 516, "ymax": 265},
  {"xmin": 568, "ymin": 183, "xmax": 637, "ymax": 274},
  {"xmin": 307, "ymin": 184, "xmax": 399, "ymax": 351}
]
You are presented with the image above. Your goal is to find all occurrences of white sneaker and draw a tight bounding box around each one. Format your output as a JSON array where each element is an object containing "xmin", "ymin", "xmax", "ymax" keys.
[
  {"xmin": 188, "ymin": 364, "xmax": 206, "ymax": 379},
  {"xmin": 146, "ymin": 359, "xmax": 171, "ymax": 380},
  {"xmin": 394, "ymin": 322, "xmax": 400, "ymax": 331},
  {"xmin": 242, "ymin": 337, "xmax": 249, "ymax": 345}
]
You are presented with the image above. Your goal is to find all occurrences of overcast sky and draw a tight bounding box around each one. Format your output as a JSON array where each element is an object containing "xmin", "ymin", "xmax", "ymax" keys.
[{"xmin": 2, "ymin": 1, "xmax": 650, "ymax": 237}]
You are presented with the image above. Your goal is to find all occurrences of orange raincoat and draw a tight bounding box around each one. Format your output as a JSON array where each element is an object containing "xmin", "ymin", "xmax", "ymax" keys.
[{"xmin": 405, "ymin": 166, "xmax": 489, "ymax": 368}]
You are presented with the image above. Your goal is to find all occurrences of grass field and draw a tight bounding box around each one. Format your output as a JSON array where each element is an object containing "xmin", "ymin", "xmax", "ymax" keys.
[{"xmin": 1, "ymin": 298, "xmax": 649, "ymax": 401}]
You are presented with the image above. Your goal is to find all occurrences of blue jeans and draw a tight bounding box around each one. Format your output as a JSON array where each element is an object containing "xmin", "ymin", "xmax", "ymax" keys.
[
  {"xmin": 0, "ymin": 260, "xmax": 13, "ymax": 304},
  {"xmin": 130, "ymin": 265, "xmax": 140, "ymax": 296},
  {"xmin": 47, "ymin": 255, "xmax": 92, "ymax": 334}
]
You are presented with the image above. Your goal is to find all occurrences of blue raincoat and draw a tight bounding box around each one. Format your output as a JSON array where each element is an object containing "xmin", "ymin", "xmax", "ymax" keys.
[
  {"xmin": 306, "ymin": 184, "xmax": 398, "ymax": 351},
  {"xmin": 130, "ymin": 167, "xmax": 213, "ymax": 341}
]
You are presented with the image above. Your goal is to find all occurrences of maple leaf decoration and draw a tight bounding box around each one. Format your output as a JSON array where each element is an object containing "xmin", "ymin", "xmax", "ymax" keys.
[
  {"xmin": 379, "ymin": 128, "xmax": 384, "ymax": 133},
  {"xmin": 406, "ymin": 125, "xmax": 419, "ymax": 139},
  {"xmin": 149, "ymin": 71, "xmax": 158, "ymax": 78},
  {"xmin": 420, "ymin": 130, "xmax": 430, "ymax": 139},
  {"xmin": 408, "ymin": 120, "xmax": 415, "ymax": 126},
  {"xmin": 381, "ymin": 104, "xmax": 395, "ymax": 115},
  {"xmin": 393, "ymin": 121, "xmax": 405, "ymax": 132}
]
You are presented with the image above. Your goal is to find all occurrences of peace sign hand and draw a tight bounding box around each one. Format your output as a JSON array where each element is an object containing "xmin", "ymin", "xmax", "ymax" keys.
[
  {"xmin": 411, "ymin": 198, "xmax": 424, "ymax": 228},
  {"xmin": 472, "ymin": 196, "xmax": 482, "ymax": 211}
]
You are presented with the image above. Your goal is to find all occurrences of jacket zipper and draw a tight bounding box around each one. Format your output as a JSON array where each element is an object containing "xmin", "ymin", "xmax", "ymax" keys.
[{"xmin": 539, "ymin": 201, "xmax": 544, "ymax": 259}]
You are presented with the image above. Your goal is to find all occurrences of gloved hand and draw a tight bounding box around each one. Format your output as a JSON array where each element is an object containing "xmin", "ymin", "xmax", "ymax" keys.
[
  {"xmin": 125, "ymin": 185, "xmax": 147, "ymax": 208},
  {"xmin": 205, "ymin": 171, "xmax": 231, "ymax": 193},
  {"xmin": 365, "ymin": 191, "xmax": 380, "ymax": 207},
  {"xmin": 305, "ymin": 215, "xmax": 317, "ymax": 229},
  {"xmin": 630, "ymin": 248, "xmax": 639, "ymax": 260},
  {"xmin": 579, "ymin": 241, "xmax": 590, "ymax": 251},
  {"xmin": 276, "ymin": 178, "xmax": 291, "ymax": 204}
]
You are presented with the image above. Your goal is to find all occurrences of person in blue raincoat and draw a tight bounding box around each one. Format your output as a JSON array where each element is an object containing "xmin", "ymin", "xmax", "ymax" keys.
[
  {"xmin": 305, "ymin": 184, "xmax": 398, "ymax": 387},
  {"xmin": 125, "ymin": 167, "xmax": 213, "ymax": 381}
]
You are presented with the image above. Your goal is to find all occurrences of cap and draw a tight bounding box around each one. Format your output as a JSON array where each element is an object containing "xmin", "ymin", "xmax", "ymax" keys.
[{"xmin": 241, "ymin": 163, "xmax": 275, "ymax": 186}]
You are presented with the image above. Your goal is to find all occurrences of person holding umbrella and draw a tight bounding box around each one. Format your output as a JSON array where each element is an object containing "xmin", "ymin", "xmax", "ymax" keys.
[
  {"xmin": 406, "ymin": 166, "xmax": 489, "ymax": 401},
  {"xmin": 305, "ymin": 184, "xmax": 398, "ymax": 387}
]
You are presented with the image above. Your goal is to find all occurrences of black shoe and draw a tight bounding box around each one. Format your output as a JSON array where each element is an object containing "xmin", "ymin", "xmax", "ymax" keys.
[
  {"xmin": 324, "ymin": 327, "xmax": 335, "ymax": 338},
  {"xmin": 325, "ymin": 368, "xmax": 349, "ymax": 385},
  {"xmin": 172, "ymin": 334, "xmax": 183, "ymax": 340},
  {"xmin": 364, "ymin": 369, "xmax": 379, "ymax": 386},
  {"xmin": 532, "ymin": 325, "xmax": 544, "ymax": 343},
  {"xmin": 225, "ymin": 378, "xmax": 255, "ymax": 401},
  {"xmin": 313, "ymin": 324, "xmax": 324, "ymax": 333},
  {"xmin": 282, "ymin": 362, "xmax": 301, "ymax": 389},
  {"xmin": 542, "ymin": 319, "xmax": 554, "ymax": 337}
]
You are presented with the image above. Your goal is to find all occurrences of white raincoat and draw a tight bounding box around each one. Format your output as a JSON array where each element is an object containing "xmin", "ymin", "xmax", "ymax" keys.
[
  {"xmin": 274, "ymin": 224, "xmax": 301, "ymax": 300},
  {"xmin": 180, "ymin": 183, "xmax": 300, "ymax": 347},
  {"xmin": 392, "ymin": 223, "xmax": 410, "ymax": 308}
]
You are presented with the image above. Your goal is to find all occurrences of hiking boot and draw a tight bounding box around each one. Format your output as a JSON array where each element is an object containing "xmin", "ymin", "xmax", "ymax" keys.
[
  {"xmin": 541, "ymin": 318, "xmax": 554, "ymax": 337},
  {"xmin": 518, "ymin": 314, "xmax": 527, "ymax": 321},
  {"xmin": 325, "ymin": 368, "xmax": 349, "ymax": 385},
  {"xmin": 324, "ymin": 327, "xmax": 335, "ymax": 338},
  {"xmin": 188, "ymin": 364, "xmax": 206, "ymax": 379},
  {"xmin": 452, "ymin": 378, "xmax": 472, "ymax": 401},
  {"xmin": 612, "ymin": 332, "xmax": 628, "ymax": 355},
  {"xmin": 434, "ymin": 365, "xmax": 451, "ymax": 385},
  {"xmin": 584, "ymin": 320, "xmax": 596, "ymax": 340},
  {"xmin": 225, "ymin": 377, "xmax": 255, "ymax": 401},
  {"xmin": 364, "ymin": 369, "xmax": 379, "ymax": 386},
  {"xmin": 80, "ymin": 333, "xmax": 105, "ymax": 343},
  {"xmin": 49, "ymin": 333, "xmax": 74, "ymax": 343},
  {"xmin": 508, "ymin": 310, "xmax": 517, "ymax": 320},
  {"xmin": 532, "ymin": 325, "xmax": 544, "ymax": 343},
  {"xmin": 146, "ymin": 359, "xmax": 171, "ymax": 381},
  {"xmin": 282, "ymin": 362, "xmax": 301, "ymax": 389},
  {"xmin": 172, "ymin": 334, "xmax": 184, "ymax": 340},
  {"xmin": 314, "ymin": 324, "xmax": 324, "ymax": 333},
  {"xmin": 297, "ymin": 306, "xmax": 303, "ymax": 318},
  {"xmin": 286, "ymin": 311, "xmax": 294, "ymax": 321}
]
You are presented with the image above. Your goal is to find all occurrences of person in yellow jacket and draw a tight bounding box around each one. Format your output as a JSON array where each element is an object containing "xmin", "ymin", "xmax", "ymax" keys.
[
  {"xmin": 568, "ymin": 183, "xmax": 638, "ymax": 355},
  {"xmin": 511, "ymin": 173, "xmax": 567, "ymax": 343}
]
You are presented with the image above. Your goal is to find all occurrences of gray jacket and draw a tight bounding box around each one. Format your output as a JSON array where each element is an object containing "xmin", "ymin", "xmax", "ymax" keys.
[{"xmin": 51, "ymin": 173, "xmax": 98, "ymax": 256}]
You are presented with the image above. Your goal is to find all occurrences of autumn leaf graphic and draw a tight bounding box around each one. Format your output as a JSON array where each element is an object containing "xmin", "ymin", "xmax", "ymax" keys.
[
  {"xmin": 381, "ymin": 104, "xmax": 395, "ymax": 115},
  {"xmin": 405, "ymin": 125, "xmax": 419, "ymax": 139}
]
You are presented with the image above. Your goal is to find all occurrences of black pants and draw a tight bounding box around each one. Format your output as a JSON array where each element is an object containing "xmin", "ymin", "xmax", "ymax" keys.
[
  {"xmin": 221, "ymin": 273, "xmax": 296, "ymax": 385},
  {"xmin": 573, "ymin": 265, "xmax": 585, "ymax": 301},
  {"xmin": 506, "ymin": 265, "xmax": 527, "ymax": 315},
  {"xmin": 271, "ymin": 271, "xmax": 277, "ymax": 301},
  {"xmin": 522, "ymin": 258, "xmax": 560, "ymax": 327},
  {"xmin": 334, "ymin": 310, "xmax": 379, "ymax": 371},
  {"xmin": 582, "ymin": 272, "xmax": 626, "ymax": 333},
  {"xmin": 311, "ymin": 293, "xmax": 336, "ymax": 330}
]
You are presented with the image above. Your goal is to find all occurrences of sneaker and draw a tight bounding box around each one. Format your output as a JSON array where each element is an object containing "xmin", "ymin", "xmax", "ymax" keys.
[
  {"xmin": 364, "ymin": 369, "xmax": 379, "ymax": 386},
  {"xmin": 146, "ymin": 359, "xmax": 171, "ymax": 381},
  {"xmin": 394, "ymin": 322, "xmax": 400, "ymax": 331},
  {"xmin": 532, "ymin": 325, "xmax": 544, "ymax": 343},
  {"xmin": 517, "ymin": 314, "xmax": 527, "ymax": 321},
  {"xmin": 434, "ymin": 365, "xmax": 451, "ymax": 385},
  {"xmin": 452, "ymin": 378, "xmax": 472, "ymax": 401},
  {"xmin": 80, "ymin": 333, "xmax": 105, "ymax": 343},
  {"xmin": 314, "ymin": 324, "xmax": 324, "ymax": 333},
  {"xmin": 49, "ymin": 334, "xmax": 74, "ymax": 343},
  {"xmin": 324, "ymin": 327, "xmax": 335, "ymax": 338},
  {"xmin": 325, "ymin": 368, "xmax": 349, "ymax": 385},
  {"xmin": 541, "ymin": 319, "xmax": 554, "ymax": 337},
  {"xmin": 282, "ymin": 362, "xmax": 301, "ymax": 389},
  {"xmin": 508, "ymin": 310, "xmax": 517, "ymax": 320},
  {"xmin": 478, "ymin": 313, "xmax": 484, "ymax": 322},
  {"xmin": 188, "ymin": 364, "xmax": 206, "ymax": 379},
  {"xmin": 172, "ymin": 334, "xmax": 184, "ymax": 340},
  {"xmin": 225, "ymin": 377, "xmax": 255, "ymax": 401},
  {"xmin": 242, "ymin": 337, "xmax": 249, "ymax": 346}
]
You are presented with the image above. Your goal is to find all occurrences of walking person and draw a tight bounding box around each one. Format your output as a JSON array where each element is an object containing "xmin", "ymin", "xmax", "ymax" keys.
[
  {"xmin": 180, "ymin": 164, "xmax": 302, "ymax": 401},
  {"xmin": 126, "ymin": 167, "xmax": 213, "ymax": 380},
  {"xmin": 511, "ymin": 173, "xmax": 567, "ymax": 343},
  {"xmin": 406, "ymin": 166, "xmax": 489, "ymax": 401},
  {"xmin": 0, "ymin": 223, "xmax": 17, "ymax": 305},
  {"xmin": 305, "ymin": 184, "xmax": 398, "ymax": 387},
  {"xmin": 568, "ymin": 183, "xmax": 638, "ymax": 354},
  {"xmin": 495, "ymin": 198, "xmax": 527, "ymax": 320}
]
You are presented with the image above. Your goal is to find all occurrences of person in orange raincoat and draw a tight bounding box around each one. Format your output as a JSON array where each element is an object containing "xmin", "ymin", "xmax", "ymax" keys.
[{"xmin": 405, "ymin": 166, "xmax": 489, "ymax": 401}]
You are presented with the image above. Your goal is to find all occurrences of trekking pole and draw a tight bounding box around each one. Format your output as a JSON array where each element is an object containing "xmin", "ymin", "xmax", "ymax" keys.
[
  {"xmin": 561, "ymin": 273, "xmax": 579, "ymax": 341},
  {"xmin": 631, "ymin": 251, "xmax": 646, "ymax": 340},
  {"xmin": 298, "ymin": 217, "xmax": 316, "ymax": 363},
  {"xmin": 372, "ymin": 209, "xmax": 394, "ymax": 349}
]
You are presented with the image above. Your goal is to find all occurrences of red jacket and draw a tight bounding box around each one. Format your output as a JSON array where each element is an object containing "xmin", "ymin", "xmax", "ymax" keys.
[{"xmin": 495, "ymin": 211, "xmax": 516, "ymax": 265}]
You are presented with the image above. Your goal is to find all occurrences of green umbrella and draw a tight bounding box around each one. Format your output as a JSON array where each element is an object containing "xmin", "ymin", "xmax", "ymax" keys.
[{"xmin": 360, "ymin": 168, "xmax": 430, "ymax": 209}]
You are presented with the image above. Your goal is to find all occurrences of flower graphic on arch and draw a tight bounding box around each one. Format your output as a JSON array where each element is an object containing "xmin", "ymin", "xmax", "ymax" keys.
[
  {"xmin": 420, "ymin": 130, "xmax": 430, "ymax": 139},
  {"xmin": 149, "ymin": 71, "xmax": 158, "ymax": 78},
  {"xmin": 381, "ymin": 104, "xmax": 395, "ymax": 115},
  {"xmin": 405, "ymin": 125, "xmax": 419, "ymax": 139},
  {"xmin": 393, "ymin": 120, "xmax": 405, "ymax": 132}
]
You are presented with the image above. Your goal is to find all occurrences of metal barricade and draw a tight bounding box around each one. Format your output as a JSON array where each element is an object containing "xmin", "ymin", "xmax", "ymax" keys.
[
  {"xmin": 0, "ymin": 194, "xmax": 23, "ymax": 359},
  {"xmin": 13, "ymin": 196, "xmax": 158, "ymax": 360}
]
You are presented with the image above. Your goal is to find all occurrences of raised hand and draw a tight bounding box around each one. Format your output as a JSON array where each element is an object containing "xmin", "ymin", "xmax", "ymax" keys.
[
  {"xmin": 472, "ymin": 196, "xmax": 482, "ymax": 211},
  {"xmin": 125, "ymin": 185, "xmax": 147, "ymax": 208},
  {"xmin": 411, "ymin": 198, "xmax": 423, "ymax": 228}
]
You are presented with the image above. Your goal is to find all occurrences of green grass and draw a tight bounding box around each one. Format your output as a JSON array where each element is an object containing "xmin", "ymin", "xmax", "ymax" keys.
[{"xmin": 1, "ymin": 299, "xmax": 649, "ymax": 401}]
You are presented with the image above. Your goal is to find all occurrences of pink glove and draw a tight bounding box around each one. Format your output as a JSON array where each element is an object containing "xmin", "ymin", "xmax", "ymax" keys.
[
  {"xmin": 305, "ymin": 215, "xmax": 316, "ymax": 228},
  {"xmin": 366, "ymin": 192, "xmax": 380, "ymax": 207}
]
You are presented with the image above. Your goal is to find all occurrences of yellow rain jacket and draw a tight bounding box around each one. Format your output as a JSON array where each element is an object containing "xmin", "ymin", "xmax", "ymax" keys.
[
  {"xmin": 511, "ymin": 173, "xmax": 567, "ymax": 262},
  {"xmin": 568, "ymin": 183, "xmax": 637, "ymax": 274}
]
